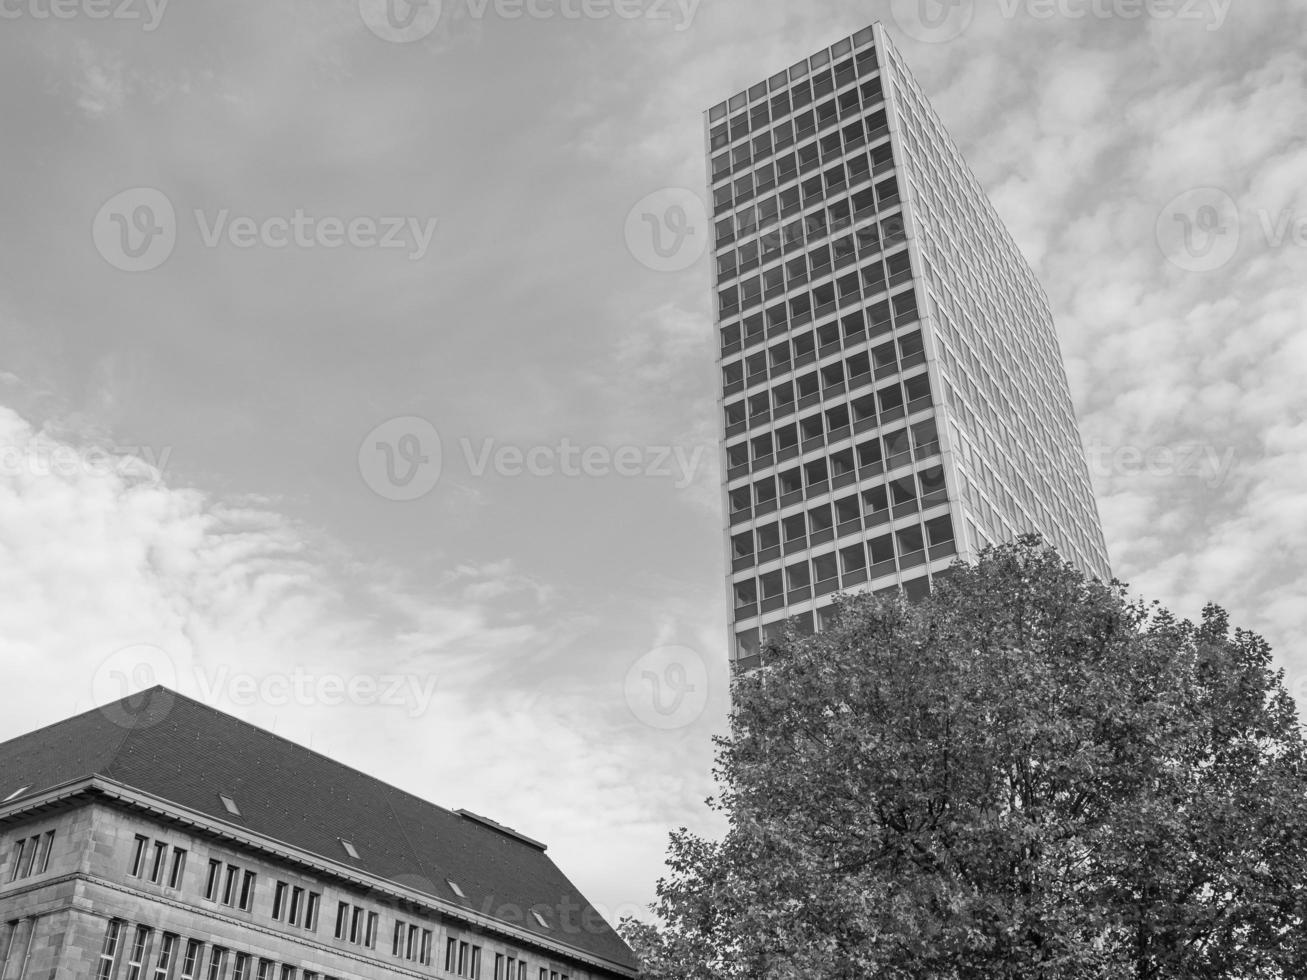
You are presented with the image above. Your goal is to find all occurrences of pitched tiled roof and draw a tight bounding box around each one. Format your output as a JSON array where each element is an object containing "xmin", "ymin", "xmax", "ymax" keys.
[{"xmin": 0, "ymin": 687, "xmax": 637, "ymax": 975}]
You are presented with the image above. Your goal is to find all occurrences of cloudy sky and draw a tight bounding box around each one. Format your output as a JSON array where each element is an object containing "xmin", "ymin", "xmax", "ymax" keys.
[{"xmin": 1, "ymin": 0, "xmax": 1305, "ymax": 927}]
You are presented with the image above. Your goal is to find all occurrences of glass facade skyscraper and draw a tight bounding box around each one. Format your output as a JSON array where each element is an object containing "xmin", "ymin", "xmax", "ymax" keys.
[{"xmin": 706, "ymin": 22, "xmax": 1111, "ymax": 669}]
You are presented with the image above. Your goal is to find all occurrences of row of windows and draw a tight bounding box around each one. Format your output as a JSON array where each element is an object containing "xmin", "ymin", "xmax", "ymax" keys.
[
  {"xmin": 724, "ymin": 324, "xmax": 924, "ymax": 413},
  {"xmin": 711, "ymin": 93, "xmax": 889, "ymax": 205},
  {"xmin": 730, "ymin": 461, "xmax": 948, "ymax": 563},
  {"xmin": 203, "ymin": 859, "xmax": 260, "ymax": 914},
  {"xmin": 720, "ymin": 281, "xmax": 916, "ymax": 363},
  {"xmin": 711, "ymin": 46, "xmax": 883, "ymax": 163},
  {"xmin": 392, "ymin": 919, "xmax": 435, "ymax": 966},
  {"xmin": 710, "ymin": 45, "xmax": 878, "ymax": 146},
  {"xmin": 719, "ymin": 225, "xmax": 910, "ymax": 319},
  {"xmin": 731, "ymin": 514, "xmax": 958, "ymax": 620},
  {"xmin": 715, "ymin": 187, "xmax": 901, "ymax": 288},
  {"xmin": 129, "ymin": 835, "xmax": 187, "ymax": 890},
  {"xmin": 5, "ymin": 829, "xmax": 54, "ymax": 882},
  {"xmin": 728, "ymin": 416, "xmax": 939, "ymax": 512},
  {"xmin": 273, "ymin": 881, "xmax": 321, "ymax": 932},
  {"xmin": 95, "ymin": 921, "xmax": 348, "ymax": 980},
  {"xmin": 725, "ymin": 372, "xmax": 934, "ymax": 487},
  {"xmin": 716, "ymin": 168, "xmax": 898, "ymax": 255},
  {"xmin": 709, "ymin": 26, "xmax": 876, "ymax": 121}
]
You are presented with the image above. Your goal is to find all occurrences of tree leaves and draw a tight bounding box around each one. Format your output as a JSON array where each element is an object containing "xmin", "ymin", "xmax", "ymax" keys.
[{"xmin": 622, "ymin": 537, "xmax": 1307, "ymax": 980}]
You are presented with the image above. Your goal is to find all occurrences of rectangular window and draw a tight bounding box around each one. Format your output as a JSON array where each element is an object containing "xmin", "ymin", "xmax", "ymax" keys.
[
  {"xmin": 445, "ymin": 939, "xmax": 457, "ymax": 972},
  {"xmin": 406, "ymin": 924, "xmax": 417, "ymax": 960},
  {"xmin": 168, "ymin": 848, "xmax": 187, "ymax": 889},
  {"xmin": 180, "ymin": 939, "xmax": 203, "ymax": 980},
  {"xmin": 458, "ymin": 941, "xmax": 468, "ymax": 977},
  {"xmin": 255, "ymin": 961, "xmax": 274, "ymax": 980},
  {"xmin": 392, "ymin": 921, "xmax": 404, "ymax": 957},
  {"xmin": 130, "ymin": 835, "xmax": 149, "ymax": 877},
  {"xmin": 334, "ymin": 902, "xmax": 348, "ymax": 940},
  {"xmin": 222, "ymin": 865, "xmax": 239, "ymax": 906},
  {"xmin": 96, "ymin": 920, "xmax": 123, "ymax": 980},
  {"xmin": 153, "ymin": 934, "xmax": 178, "ymax": 980},
  {"xmin": 420, "ymin": 929, "xmax": 432, "ymax": 966},
  {"xmin": 365, "ymin": 912, "xmax": 378, "ymax": 949},
  {"xmin": 289, "ymin": 886, "xmax": 304, "ymax": 926},
  {"xmin": 471, "ymin": 947, "xmax": 482, "ymax": 979},
  {"xmin": 125, "ymin": 924, "xmax": 151, "ymax": 980},
  {"xmin": 37, "ymin": 831, "xmax": 54, "ymax": 874},
  {"xmin": 518, "ymin": 964, "xmax": 527, "ymax": 980},
  {"xmin": 239, "ymin": 871, "xmax": 257, "ymax": 912},
  {"xmin": 279, "ymin": 966, "xmax": 296, "ymax": 980},
  {"xmin": 206, "ymin": 948, "xmax": 226, "ymax": 980},
  {"xmin": 304, "ymin": 892, "xmax": 320, "ymax": 932},
  {"xmin": 232, "ymin": 954, "xmax": 251, "ymax": 980},
  {"xmin": 8, "ymin": 839, "xmax": 25, "ymax": 881},
  {"xmin": 349, "ymin": 906, "xmax": 362, "ymax": 945},
  {"xmin": 18, "ymin": 836, "xmax": 38, "ymax": 878},
  {"xmin": 204, "ymin": 860, "xmax": 221, "ymax": 901},
  {"xmin": 272, "ymin": 881, "xmax": 288, "ymax": 920},
  {"xmin": 150, "ymin": 842, "xmax": 168, "ymax": 884},
  {"xmin": 495, "ymin": 955, "xmax": 505, "ymax": 980}
]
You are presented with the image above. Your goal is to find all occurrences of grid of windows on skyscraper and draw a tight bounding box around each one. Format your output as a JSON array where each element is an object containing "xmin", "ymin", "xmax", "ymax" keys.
[{"xmin": 706, "ymin": 23, "xmax": 1110, "ymax": 667}]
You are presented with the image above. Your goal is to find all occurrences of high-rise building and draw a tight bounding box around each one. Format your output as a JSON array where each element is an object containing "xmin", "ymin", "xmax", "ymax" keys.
[
  {"xmin": 0, "ymin": 688, "xmax": 636, "ymax": 980},
  {"xmin": 706, "ymin": 22, "xmax": 1111, "ymax": 669}
]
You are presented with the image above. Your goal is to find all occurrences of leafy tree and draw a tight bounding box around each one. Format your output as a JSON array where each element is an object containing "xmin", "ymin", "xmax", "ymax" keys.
[{"xmin": 622, "ymin": 538, "xmax": 1307, "ymax": 979}]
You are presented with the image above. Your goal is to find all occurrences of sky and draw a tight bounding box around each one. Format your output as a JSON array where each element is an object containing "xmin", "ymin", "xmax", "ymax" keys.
[{"xmin": 1, "ymin": 0, "xmax": 1305, "ymax": 934}]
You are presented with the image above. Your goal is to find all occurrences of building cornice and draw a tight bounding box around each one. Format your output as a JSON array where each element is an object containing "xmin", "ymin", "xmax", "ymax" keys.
[{"xmin": 0, "ymin": 779, "xmax": 635, "ymax": 979}]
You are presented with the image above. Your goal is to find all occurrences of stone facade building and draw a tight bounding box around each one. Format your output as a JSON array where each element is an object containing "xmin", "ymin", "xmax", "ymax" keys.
[{"xmin": 0, "ymin": 688, "xmax": 636, "ymax": 980}]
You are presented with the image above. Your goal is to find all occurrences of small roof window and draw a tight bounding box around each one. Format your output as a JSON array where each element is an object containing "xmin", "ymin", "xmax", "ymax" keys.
[
  {"xmin": 447, "ymin": 879, "xmax": 466, "ymax": 899},
  {"xmin": 219, "ymin": 794, "xmax": 241, "ymax": 816},
  {"xmin": 340, "ymin": 839, "xmax": 360, "ymax": 860},
  {"xmin": 530, "ymin": 910, "xmax": 549, "ymax": 929},
  {"xmin": 2, "ymin": 786, "xmax": 30, "ymax": 803}
]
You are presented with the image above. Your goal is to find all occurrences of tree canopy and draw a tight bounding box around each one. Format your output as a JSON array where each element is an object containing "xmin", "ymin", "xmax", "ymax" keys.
[{"xmin": 623, "ymin": 538, "xmax": 1307, "ymax": 979}]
